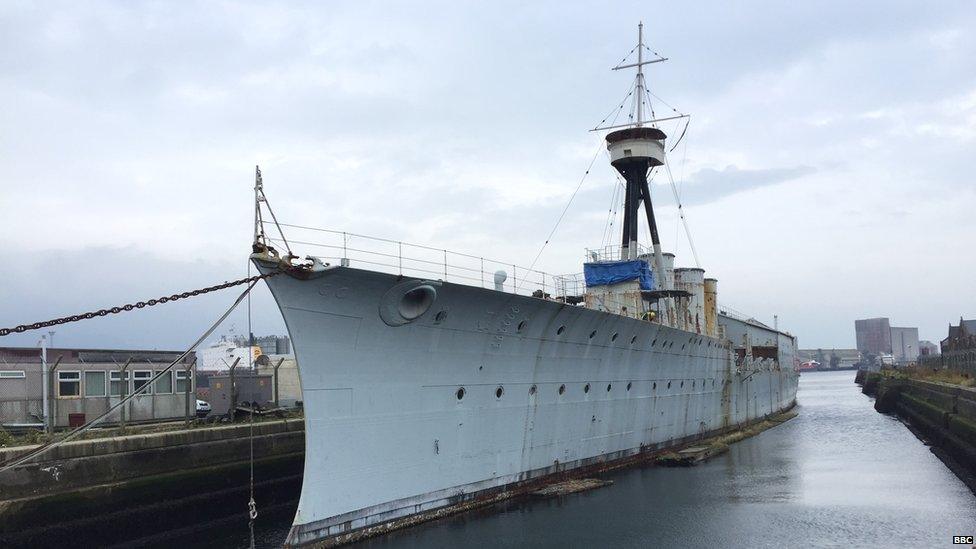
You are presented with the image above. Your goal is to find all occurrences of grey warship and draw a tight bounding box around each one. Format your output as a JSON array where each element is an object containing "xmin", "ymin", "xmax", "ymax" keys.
[{"xmin": 251, "ymin": 23, "xmax": 799, "ymax": 547}]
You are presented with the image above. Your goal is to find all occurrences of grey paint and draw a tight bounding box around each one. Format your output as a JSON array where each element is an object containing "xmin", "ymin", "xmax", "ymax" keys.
[{"xmin": 257, "ymin": 261, "xmax": 798, "ymax": 545}]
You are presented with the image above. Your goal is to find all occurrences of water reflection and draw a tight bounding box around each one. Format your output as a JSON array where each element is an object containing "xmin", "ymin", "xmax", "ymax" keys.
[{"xmin": 238, "ymin": 371, "xmax": 975, "ymax": 548}]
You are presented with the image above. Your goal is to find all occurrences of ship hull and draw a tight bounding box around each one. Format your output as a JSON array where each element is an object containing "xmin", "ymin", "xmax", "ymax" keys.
[{"xmin": 255, "ymin": 261, "xmax": 798, "ymax": 546}]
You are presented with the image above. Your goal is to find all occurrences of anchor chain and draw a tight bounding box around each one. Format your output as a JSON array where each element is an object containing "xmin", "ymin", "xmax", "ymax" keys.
[{"xmin": 0, "ymin": 272, "xmax": 280, "ymax": 337}]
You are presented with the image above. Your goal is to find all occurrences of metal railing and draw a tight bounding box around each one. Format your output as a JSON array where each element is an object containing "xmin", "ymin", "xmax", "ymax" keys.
[
  {"xmin": 583, "ymin": 243, "xmax": 652, "ymax": 263},
  {"xmin": 264, "ymin": 222, "xmax": 587, "ymax": 300}
]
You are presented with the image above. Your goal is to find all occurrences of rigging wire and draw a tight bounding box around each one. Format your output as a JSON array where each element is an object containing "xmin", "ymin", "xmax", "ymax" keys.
[
  {"xmin": 663, "ymin": 150, "xmax": 701, "ymax": 268},
  {"xmin": 517, "ymin": 140, "xmax": 605, "ymax": 292},
  {"xmin": 0, "ymin": 278, "xmax": 263, "ymax": 473},
  {"xmin": 642, "ymin": 43, "xmax": 666, "ymax": 60},
  {"xmin": 593, "ymin": 80, "xmax": 637, "ymax": 130},
  {"xmin": 246, "ymin": 261, "xmax": 258, "ymax": 549}
]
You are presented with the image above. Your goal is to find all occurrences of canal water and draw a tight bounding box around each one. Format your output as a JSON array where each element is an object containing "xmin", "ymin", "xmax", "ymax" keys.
[{"xmin": 200, "ymin": 371, "xmax": 976, "ymax": 548}]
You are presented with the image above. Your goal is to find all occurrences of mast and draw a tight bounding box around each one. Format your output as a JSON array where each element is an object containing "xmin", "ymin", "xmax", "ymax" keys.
[
  {"xmin": 600, "ymin": 23, "xmax": 675, "ymax": 324},
  {"xmin": 636, "ymin": 22, "xmax": 643, "ymax": 127}
]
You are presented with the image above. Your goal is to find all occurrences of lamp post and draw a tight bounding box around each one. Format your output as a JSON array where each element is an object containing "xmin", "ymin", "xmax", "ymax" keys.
[{"xmin": 39, "ymin": 335, "xmax": 48, "ymax": 432}]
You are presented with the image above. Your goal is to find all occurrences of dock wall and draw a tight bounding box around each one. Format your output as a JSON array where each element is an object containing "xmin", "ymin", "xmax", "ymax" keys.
[
  {"xmin": 0, "ymin": 419, "xmax": 305, "ymax": 547},
  {"xmin": 861, "ymin": 375, "xmax": 976, "ymax": 493},
  {"xmin": 0, "ymin": 418, "xmax": 304, "ymax": 500}
]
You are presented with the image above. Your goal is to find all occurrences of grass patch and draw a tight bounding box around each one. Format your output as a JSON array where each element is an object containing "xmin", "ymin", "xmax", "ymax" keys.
[{"xmin": 904, "ymin": 367, "xmax": 976, "ymax": 388}]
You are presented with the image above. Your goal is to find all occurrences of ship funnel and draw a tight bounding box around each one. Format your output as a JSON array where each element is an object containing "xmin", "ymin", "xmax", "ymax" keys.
[
  {"xmin": 493, "ymin": 270, "xmax": 508, "ymax": 291},
  {"xmin": 704, "ymin": 278, "xmax": 718, "ymax": 337}
]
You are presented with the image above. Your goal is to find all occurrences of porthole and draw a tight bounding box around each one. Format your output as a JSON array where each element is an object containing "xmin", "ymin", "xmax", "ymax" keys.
[
  {"xmin": 630, "ymin": 335, "xmax": 637, "ymax": 344},
  {"xmin": 557, "ymin": 325, "xmax": 566, "ymax": 335},
  {"xmin": 692, "ymin": 380, "xmax": 696, "ymax": 388},
  {"xmin": 651, "ymin": 339, "xmax": 657, "ymax": 347},
  {"xmin": 496, "ymin": 386, "xmax": 504, "ymax": 399},
  {"xmin": 517, "ymin": 320, "xmax": 527, "ymax": 333},
  {"xmin": 529, "ymin": 385, "xmax": 537, "ymax": 395},
  {"xmin": 667, "ymin": 381, "xmax": 672, "ymax": 389},
  {"xmin": 558, "ymin": 384, "xmax": 566, "ymax": 395},
  {"xmin": 653, "ymin": 382, "xmax": 657, "ymax": 390},
  {"xmin": 589, "ymin": 330, "xmax": 597, "ymax": 339},
  {"xmin": 712, "ymin": 380, "xmax": 715, "ymax": 387},
  {"xmin": 680, "ymin": 381, "xmax": 684, "ymax": 388},
  {"xmin": 584, "ymin": 383, "xmax": 590, "ymax": 393},
  {"xmin": 681, "ymin": 344, "xmax": 686, "ymax": 350},
  {"xmin": 434, "ymin": 310, "xmax": 448, "ymax": 323},
  {"xmin": 626, "ymin": 382, "xmax": 632, "ymax": 391},
  {"xmin": 606, "ymin": 383, "xmax": 612, "ymax": 392},
  {"xmin": 611, "ymin": 332, "xmax": 619, "ymax": 342},
  {"xmin": 456, "ymin": 387, "xmax": 465, "ymax": 400}
]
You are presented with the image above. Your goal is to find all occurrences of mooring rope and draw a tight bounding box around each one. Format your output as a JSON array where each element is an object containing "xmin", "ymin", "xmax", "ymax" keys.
[
  {"xmin": 246, "ymin": 260, "xmax": 258, "ymax": 548},
  {"xmin": 0, "ymin": 277, "xmax": 264, "ymax": 473}
]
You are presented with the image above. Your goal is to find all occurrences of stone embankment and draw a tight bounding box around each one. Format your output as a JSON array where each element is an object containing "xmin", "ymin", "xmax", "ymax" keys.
[
  {"xmin": 0, "ymin": 419, "xmax": 305, "ymax": 547},
  {"xmin": 857, "ymin": 371, "xmax": 976, "ymax": 493}
]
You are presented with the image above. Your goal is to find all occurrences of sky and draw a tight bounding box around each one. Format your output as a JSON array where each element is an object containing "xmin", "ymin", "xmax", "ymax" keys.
[{"xmin": 1, "ymin": 1, "xmax": 974, "ymax": 352}]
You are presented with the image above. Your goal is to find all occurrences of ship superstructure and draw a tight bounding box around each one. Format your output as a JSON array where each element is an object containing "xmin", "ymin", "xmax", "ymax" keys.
[{"xmin": 251, "ymin": 24, "xmax": 799, "ymax": 547}]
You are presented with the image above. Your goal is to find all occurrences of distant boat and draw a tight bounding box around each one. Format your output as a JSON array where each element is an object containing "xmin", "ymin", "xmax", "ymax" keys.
[{"xmin": 799, "ymin": 360, "xmax": 821, "ymax": 372}]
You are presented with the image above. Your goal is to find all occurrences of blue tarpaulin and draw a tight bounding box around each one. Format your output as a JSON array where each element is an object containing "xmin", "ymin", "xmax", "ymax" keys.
[{"xmin": 583, "ymin": 260, "xmax": 655, "ymax": 290}]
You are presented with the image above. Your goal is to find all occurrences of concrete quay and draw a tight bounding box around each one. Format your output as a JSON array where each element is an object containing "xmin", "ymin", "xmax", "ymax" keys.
[
  {"xmin": 0, "ymin": 419, "xmax": 305, "ymax": 547},
  {"xmin": 857, "ymin": 371, "xmax": 976, "ymax": 493}
]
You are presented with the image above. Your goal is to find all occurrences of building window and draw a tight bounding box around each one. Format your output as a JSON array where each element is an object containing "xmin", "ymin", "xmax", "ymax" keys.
[
  {"xmin": 0, "ymin": 370, "xmax": 26, "ymax": 379},
  {"xmin": 84, "ymin": 371, "xmax": 106, "ymax": 397},
  {"xmin": 133, "ymin": 371, "xmax": 153, "ymax": 395},
  {"xmin": 155, "ymin": 371, "xmax": 173, "ymax": 394},
  {"xmin": 58, "ymin": 371, "xmax": 81, "ymax": 397},
  {"xmin": 176, "ymin": 370, "xmax": 192, "ymax": 393},
  {"xmin": 110, "ymin": 371, "xmax": 130, "ymax": 396}
]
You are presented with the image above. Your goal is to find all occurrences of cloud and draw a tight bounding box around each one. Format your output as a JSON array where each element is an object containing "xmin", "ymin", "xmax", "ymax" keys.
[
  {"xmin": 1, "ymin": 1, "xmax": 975, "ymax": 351},
  {"xmin": 670, "ymin": 165, "xmax": 816, "ymax": 206},
  {"xmin": 0, "ymin": 247, "xmax": 284, "ymax": 351}
]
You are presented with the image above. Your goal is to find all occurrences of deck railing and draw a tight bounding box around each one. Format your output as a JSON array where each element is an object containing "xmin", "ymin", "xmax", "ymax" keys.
[{"xmin": 265, "ymin": 222, "xmax": 586, "ymax": 299}]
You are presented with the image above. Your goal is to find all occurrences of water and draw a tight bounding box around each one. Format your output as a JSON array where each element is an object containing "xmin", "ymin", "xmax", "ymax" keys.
[{"xmin": 230, "ymin": 371, "xmax": 976, "ymax": 548}]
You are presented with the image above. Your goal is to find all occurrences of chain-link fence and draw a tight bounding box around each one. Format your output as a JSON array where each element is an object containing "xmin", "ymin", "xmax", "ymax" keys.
[{"xmin": 919, "ymin": 351, "xmax": 976, "ymax": 377}]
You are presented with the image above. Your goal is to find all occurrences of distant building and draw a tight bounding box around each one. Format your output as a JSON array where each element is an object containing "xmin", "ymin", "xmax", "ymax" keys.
[
  {"xmin": 251, "ymin": 335, "xmax": 291, "ymax": 356},
  {"xmin": 256, "ymin": 354, "xmax": 302, "ymax": 407},
  {"xmin": 207, "ymin": 371, "xmax": 273, "ymax": 416},
  {"xmin": 890, "ymin": 326, "xmax": 919, "ymax": 364},
  {"xmin": 941, "ymin": 317, "xmax": 976, "ymax": 354},
  {"xmin": 855, "ymin": 318, "xmax": 892, "ymax": 355},
  {"xmin": 198, "ymin": 335, "xmax": 291, "ymax": 371},
  {"xmin": 918, "ymin": 340, "xmax": 939, "ymax": 356},
  {"xmin": 0, "ymin": 346, "xmax": 196, "ymax": 430},
  {"xmin": 797, "ymin": 348, "xmax": 861, "ymax": 369},
  {"xmin": 854, "ymin": 318, "xmax": 921, "ymax": 365}
]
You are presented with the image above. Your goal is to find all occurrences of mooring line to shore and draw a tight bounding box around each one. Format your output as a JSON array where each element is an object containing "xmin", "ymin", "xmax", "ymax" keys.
[{"xmin": 0, "ymin": 277, "xmax": 264, "ymax": 473}]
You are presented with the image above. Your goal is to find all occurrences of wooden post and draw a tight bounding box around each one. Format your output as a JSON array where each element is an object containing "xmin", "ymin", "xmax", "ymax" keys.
[
  {"xmin": 119, "ymin": 358, "xmax": 131, "ymax": 433},
  {"xmin": 228, "ymin": 357, "xmax": 241, "ymax": 421},
  {"xmin": 46, "ymin": 356, "xmax": 63, "ymax": 434},
  {"xmin": 273, "ymin": 357, "xmax": 285, "ymax": 408},
  {"xmin": 184, "ymin": 358, "xmax": 196, "ymax": 428}
]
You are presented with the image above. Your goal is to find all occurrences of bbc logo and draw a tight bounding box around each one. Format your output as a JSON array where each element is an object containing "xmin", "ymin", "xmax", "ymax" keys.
[{"xmin": 953, "ymin": 535, "xmax": 974, "ymax": 544}]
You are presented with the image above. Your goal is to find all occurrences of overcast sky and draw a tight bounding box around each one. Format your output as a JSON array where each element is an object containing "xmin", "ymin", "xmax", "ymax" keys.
[{"xmin": 1, "ymin": 1, "xmax": 974, "ymax": 352}]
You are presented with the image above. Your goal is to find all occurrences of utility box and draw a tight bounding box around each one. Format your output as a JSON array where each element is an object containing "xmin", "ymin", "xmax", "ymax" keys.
[{"xmin": 207, "ymin": 372, "xmax": 273, "ymax": 416}]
